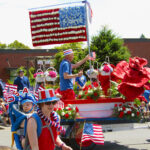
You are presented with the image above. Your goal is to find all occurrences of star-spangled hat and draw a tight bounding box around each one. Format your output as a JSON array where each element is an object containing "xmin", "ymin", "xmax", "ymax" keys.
[
  {"xmin": 37, "ymin": 89, "xmax": 60, "ymax": 103},
  {"xmin": 63, "ymin": 49, "xmax": 73, "ymax": 56}
]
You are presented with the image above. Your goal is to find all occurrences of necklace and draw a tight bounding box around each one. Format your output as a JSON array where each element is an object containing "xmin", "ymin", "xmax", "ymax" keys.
[{"xmin": 37, "ymin": 107, "xmax": 65, "ymax": 133}]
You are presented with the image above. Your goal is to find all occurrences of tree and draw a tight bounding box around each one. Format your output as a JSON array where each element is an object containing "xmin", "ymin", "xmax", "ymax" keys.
[
  {"xmin": 7, "ymin": 40, "xmax": 30, "ymax": 49},
  {"xmin": 90, "ymin": 26, "xmax": 131, "ymax": 65},
  {"xmin": 0, "ymin": 42, "xmax": 7, "ymax": 49},
  {"xmin": 140, "ymin": 34, "xmax": 146, "ymax": 39}
]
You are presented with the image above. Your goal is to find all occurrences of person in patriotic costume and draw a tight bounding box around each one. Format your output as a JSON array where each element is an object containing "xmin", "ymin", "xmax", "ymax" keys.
[
  {"xmin": 59, "ymin": 49, "xmax": 89, "ymax": 101},
  {"xmin": 26, "ymin": 89, "xmax": 72, "ymax": 150}
]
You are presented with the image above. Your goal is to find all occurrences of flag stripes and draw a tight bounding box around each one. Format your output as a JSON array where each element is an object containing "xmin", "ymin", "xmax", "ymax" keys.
[
  {"xmin": 82, "ymin": 123, "xmax": 104, "ymax": 145},
  {"xmin": 29, "ymin": 6, "xmax": 87, "ymax": 46}
]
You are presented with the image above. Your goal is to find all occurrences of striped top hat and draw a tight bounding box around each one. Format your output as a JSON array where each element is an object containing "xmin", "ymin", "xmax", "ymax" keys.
[
  {"xmin": 63, "ymin": 49, "xmax": 73, "ymax": 56},
  {"xmin": 38, "ymin": 89, "xmax": 60, "ymax": 103}
]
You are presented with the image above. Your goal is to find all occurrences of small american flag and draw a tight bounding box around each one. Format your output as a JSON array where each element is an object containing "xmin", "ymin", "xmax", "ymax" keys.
[
  {"xmin": 29, "ymin": 5, "xmax": 87, "ymax": 46},
  {"xmin": 81, "ymin": 123, "xmax": 104, "ymax": 145}
]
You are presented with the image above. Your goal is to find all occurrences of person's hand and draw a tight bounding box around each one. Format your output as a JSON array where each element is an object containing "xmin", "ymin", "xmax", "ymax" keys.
[
  {"xmin": 78, "ymin": 70, "xmax": 83, "ymax": 77},
  {"xmin": 62, "ymin": 144, "xmax": 72, "ymax": 150}
]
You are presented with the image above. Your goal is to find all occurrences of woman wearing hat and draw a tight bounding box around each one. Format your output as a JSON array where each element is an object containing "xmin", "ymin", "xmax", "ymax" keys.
[{"xmin": 26, "ymin": 89, "xmax": 72, "ymax": 150}]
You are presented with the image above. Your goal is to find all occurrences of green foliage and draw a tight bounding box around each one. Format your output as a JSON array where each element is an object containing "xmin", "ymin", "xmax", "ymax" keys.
[
  {"xmin": 7, "ymin": 40, "xmax": 30, "ymax": 49},
  {"xmin": 0, "ymin": 42, "xmax": 7, "ymax": 49},
  {"xmin": 90, "ymin": 26, "xmax": 131, "ymax": 65},
  {"xmin": 28, "ymin": 67, "xmax": 35, "ymax": 86},
  {"xmin": 54, "ymin": 42, "xmax": 88, "ymax": 73}
]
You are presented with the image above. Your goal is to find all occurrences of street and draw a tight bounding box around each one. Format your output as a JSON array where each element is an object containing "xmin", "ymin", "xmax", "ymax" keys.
[{"xmin": 0, "ymin": 123, "xmax": 150, "ymax": 150}]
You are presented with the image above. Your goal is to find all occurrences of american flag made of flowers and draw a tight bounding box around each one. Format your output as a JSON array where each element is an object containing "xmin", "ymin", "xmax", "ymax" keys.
[{"xmin": 29, "ymin": 6, "xmax": 87, "ymax": 46}]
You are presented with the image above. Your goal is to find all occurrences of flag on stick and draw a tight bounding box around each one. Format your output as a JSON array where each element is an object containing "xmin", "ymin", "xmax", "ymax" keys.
[
  {"xmin": 81, "ymin": 123, "xmax": 104, "ymax": 145},
  {"xmin": 29, "ymin": 6, "xmax": 87, "ymax": 46}
]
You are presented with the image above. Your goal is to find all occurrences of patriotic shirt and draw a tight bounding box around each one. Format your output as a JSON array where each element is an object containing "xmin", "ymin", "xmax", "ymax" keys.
[
  {"xmin": 59, "ymin": 59, "xmax": 73, "ymax": 91},
  {"xmin": 29, "ymin": 6, "xmax": 87, "ymax": 46}
]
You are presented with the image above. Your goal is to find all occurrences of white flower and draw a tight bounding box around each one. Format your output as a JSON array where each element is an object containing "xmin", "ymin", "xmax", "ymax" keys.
[
  {"xmin": 124, "ymin": 110, "xmax": 127, "ymax": 114},
  {"xmin": 61, "ymin": 112, "xmax": 65, "ymax": 116},
  {"xmin": 131, "ymin": 113, "xmax": 135, "ymax": 117},
  {"xmin": 118, "ymin": 108, "xmax": 123, "ymax": 111},
  {"xmin": 68, "ymin": 111, "xmax": 71, "ymax": 115},
  {"xmin": 65, "ymin": 107, "xmax": 69, "ymax": 110}
]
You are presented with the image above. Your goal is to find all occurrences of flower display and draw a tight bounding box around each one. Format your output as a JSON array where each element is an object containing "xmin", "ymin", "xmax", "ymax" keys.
[
  {"xmin": 33, "ymin": 72, "xmax": 44, "ymax": 78},
  {"xmin": 113, "ymin": 103, "xmax": 141, "ymax": 121},
  {"xmin": 56, "ymin": 104, "xmax": 80, "ymax": 120},
  {"xmin": 77, "ymin": 85, "xmax": 102, "ymax": 101},
  {"xmin": 48, "ymin": 71, "xmax": 57, "ymax": 78}
]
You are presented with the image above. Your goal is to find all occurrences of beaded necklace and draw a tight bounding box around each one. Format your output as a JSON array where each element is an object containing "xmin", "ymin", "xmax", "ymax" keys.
[{"xmin": 37, "ymin": 107, "xmax": 65, "ymax": 133}]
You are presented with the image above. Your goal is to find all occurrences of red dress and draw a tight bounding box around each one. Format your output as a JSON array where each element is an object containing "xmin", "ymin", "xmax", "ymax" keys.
[{"xmin": 38, "ymin": 116, "xmax": 58, "ymax": 150}]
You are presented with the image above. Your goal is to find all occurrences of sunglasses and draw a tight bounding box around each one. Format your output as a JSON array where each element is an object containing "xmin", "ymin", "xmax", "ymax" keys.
[{"xmin": 44, "ymin": 101, "xmax": 57, "ymax": 105}]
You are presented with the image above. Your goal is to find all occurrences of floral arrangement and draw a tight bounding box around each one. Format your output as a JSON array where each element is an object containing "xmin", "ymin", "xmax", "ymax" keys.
[
  {"xmin": 77, "ymin": 85, "xmax": 102, "ymax": 101},
  {"xmin": 33, "ymin": 72, "xmax": 44, "ymax": 78},
  {"xmin": 113, "ymin": 103, "xmax": 141, "ymax": 121},
  {"xmin": 48, "ymin": 71, "xmax": 57, "ymax": 78},
  {"xmin": 55, "ymin": 104, "xmax": 80, "ymax": 120}
]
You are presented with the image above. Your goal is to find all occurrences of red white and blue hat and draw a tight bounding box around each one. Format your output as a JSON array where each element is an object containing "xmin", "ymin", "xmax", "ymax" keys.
[
  {"xmin": 37, "ymin": 89, "xmax": 60, "ymax": 103},
  {"xmin": 63, "ymin": 49, "xmax": 73, "ymax": 56}
]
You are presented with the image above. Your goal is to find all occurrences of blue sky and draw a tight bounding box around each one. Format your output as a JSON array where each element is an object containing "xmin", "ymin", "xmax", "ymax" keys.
[{"xmin": 0, "ymin": 0, "xmax": 150, "ymax": 48}]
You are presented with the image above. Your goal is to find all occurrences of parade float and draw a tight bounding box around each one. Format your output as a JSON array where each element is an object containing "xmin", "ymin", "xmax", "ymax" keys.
[{"xmin": 3, "ymin": 0, "xmax": 149, "ymax": 150}]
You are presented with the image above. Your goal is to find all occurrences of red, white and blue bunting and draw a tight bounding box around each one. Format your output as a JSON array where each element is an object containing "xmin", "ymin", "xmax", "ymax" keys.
[
  {"xmin": 37, "ymin": 107, "xmax": 65, "ymax": 134},
  {"xmin": 29, "ymin": 6, "xmax": 87, "ymax": 46}
]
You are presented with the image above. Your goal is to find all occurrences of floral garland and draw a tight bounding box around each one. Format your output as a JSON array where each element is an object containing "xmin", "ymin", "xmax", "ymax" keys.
[
  {"xmin": 37, "ymin": 107, "xmax": 65, "ymax": 134},
  {"xmin": 55, "ymin": 104, "xmax": 80, "ymax": 120},
  {"xmin": 113, "ymin": 103, "xmax": 141, "ymax": 121}
]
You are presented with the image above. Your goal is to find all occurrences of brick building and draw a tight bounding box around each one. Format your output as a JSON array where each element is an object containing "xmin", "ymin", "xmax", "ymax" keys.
[
  {"xmin": 124, "ymin": 38, "xmax": 150, "ymax": 67},
  {"xmin": 0, "ymin": 38, "xmax": 150, "ymax": 82},
  {"xmin": 0, "ymin": 49, "xmax": 57, "ymax": 82}
]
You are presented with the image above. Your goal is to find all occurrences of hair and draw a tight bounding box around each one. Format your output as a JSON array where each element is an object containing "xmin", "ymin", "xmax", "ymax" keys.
[
  {"xmin": 0, "ymin": 98, "xmax": 3, "ymax": 103},
  {"xmin": 38, "ymin": 103, "xmax": 44, "ymax": 109}
]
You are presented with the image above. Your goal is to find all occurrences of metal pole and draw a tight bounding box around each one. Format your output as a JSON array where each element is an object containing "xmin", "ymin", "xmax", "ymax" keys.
[{"xmin": 84, "ymin": 0, "xmax": 92, "ymax": 69}]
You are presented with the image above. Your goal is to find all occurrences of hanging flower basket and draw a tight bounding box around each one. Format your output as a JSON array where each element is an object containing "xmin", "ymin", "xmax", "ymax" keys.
[
  {"xmin": 44, "ymin": 67, "xmax": 57, "ymax": 82},
  {"xmin": 33, "ymin": 69, "xmax": 45, "ymax": 83}
]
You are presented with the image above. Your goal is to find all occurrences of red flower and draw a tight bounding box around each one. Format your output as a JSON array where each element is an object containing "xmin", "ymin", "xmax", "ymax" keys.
[
  {"xmin": 58, "ymin": 108, "xmax": 62, "ymax": 111},
  {"xmin": 88, "ymin": 85, "xmax": 92, "ymax": 89},
  {"xmin": 76, "ymin": 107, "xmax": 79, "ymax": 113},
  {"xmin": 127, "ymin": 111, "xmax": 131, "ymax": 115},
  {"xmin": 119, "ymin": 104, "xmax": 122, "ymax": 107},
  {"xmin": 94, "ymin": 92, "xmax": 98, "ymax": 97},
  {"xmin": 131, "ymin": 107, "xmax": 133, "ymax": 110},
  {"xmin": 83, "ymin": 86, "xmax": 88, "ymax": 91},
  {"xmin": 68, "ymin": 107, "xmax": 72, "ymax": 111},
  {"xmin": 122, "ymin": 106, "xmax": 126, "ymax": 111},
  {"xmin": 86, "ymin": 96, "xmax": 91, "ymax": 99},
  {"xmin": 54, "ymin": 108, "xmax": 57, "ymax": 111},
  {"xmin": 78, "ymin": 95, "xmax": 81, "ymax": 99},
  {"xmin": 114, "ymin": 104, "xmax": 118, "ymax": 107},
  {"xmin": 65, "ymin": 113, "xmax": 69, "ymax": 119},
  {"xmin": 134, "ymin": 104, "xmax": 138, "ymax": 107},
  {"xmin": 85, "ymin": 91, "xmax": 88, "ymax": 95},
  {"xmin": 119, "ymin": 111, "xmax": 124, "ymax": 118},
  {"xmin": 137, "ymin": 111, "xmax": 140, "ymax": 116}
]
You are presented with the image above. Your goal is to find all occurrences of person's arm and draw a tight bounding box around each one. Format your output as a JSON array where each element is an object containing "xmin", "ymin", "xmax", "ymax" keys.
[
  {"xmin": 56, "ymin": 136, "xmax": 72, "ymax": 150},
  {"xmin": 27, "ymin": 118, "xmax": 39, "ymax": 150},
  {"xmin": 0, "ymin": 103, "xmax": 6, "ymax": 113},
  {"xmin": 72, "ymin": 55, "xmax": 89, "ymax": 69},
  {"xmin": 64, "ymin": 71, "xmax": 83, "ymax": 79}
]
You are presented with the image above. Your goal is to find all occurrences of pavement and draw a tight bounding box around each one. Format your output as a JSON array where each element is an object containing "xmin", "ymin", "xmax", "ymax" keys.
[{"xmin": 0, "ymin": 122, "xmax": 150, "ymax": 150}]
